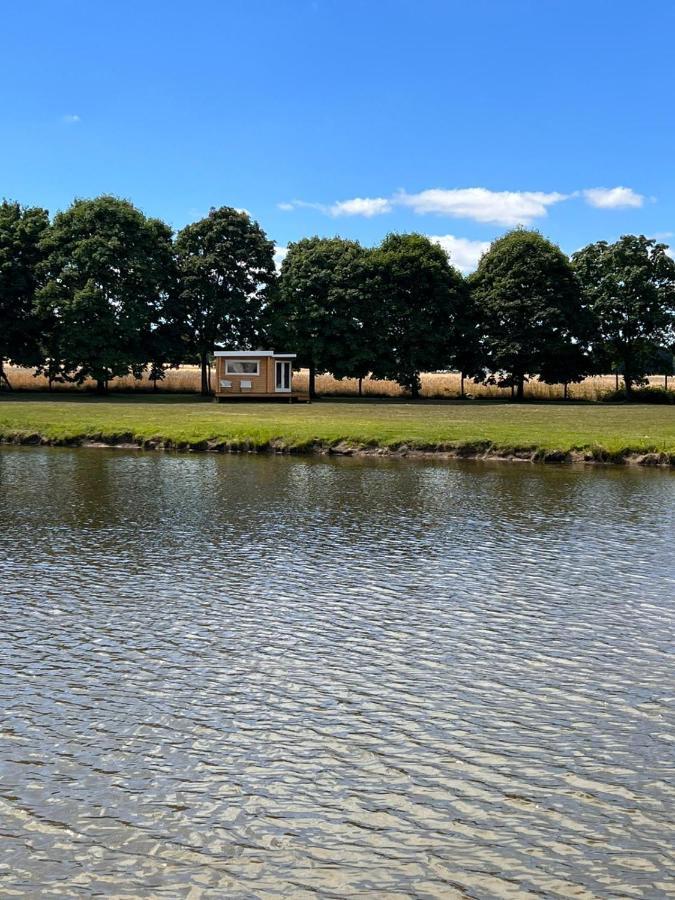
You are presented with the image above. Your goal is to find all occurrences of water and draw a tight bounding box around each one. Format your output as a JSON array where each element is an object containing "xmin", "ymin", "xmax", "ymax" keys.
[{"xmin": 1, "ymin": 447, "xmax": 674, "ymax": 899}]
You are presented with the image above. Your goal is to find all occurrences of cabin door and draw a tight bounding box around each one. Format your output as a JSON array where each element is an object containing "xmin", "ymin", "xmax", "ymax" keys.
[{"xmin": 275, "ymin": 360, "xmax": 291, "ymax": 392}]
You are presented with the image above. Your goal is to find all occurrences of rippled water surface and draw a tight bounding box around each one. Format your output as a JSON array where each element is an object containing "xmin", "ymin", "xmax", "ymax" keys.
[{"xmin": 1, "ymin": 448, "xmax": 674, "ymax": 898}]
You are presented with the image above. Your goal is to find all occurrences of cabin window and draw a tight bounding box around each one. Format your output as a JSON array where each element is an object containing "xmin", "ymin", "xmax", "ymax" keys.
[{"xmin": 225, "ymin": 360, "xmax": 260, "ymax": 375}]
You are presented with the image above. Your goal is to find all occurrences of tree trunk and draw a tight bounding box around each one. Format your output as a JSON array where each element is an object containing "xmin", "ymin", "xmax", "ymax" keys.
[
  {"xmin": 563, "ymin": 382, "xmax": 569, "ymax": 401},
  {"xmin": 200, "ymin": 352, "xmax": 210, "ymax": 396},
  {"xmin": 510, "ymin": 383, "xmax": 515, "ymax": 400},
  {"xmin": 615, "ymin": 372, "xmax": 619, "ymax": 391},
  {"xmin": 460, "ymin": 371, "xmax": 465, "ymax": 398},
  {"xmin": 308, "ymin": 365, "xmax": 316, "ymax": 399},
  {"xmin": 624, "ymin": 373, "xmax": 634, "ymax": 399},
  {"xmin": 0, "ymin": 358, "xmax": 13, "ymax": 391},
  {"xmin": 665, "ymin": 373, "xmax": 669, "ymax": 390},
  {"xmin": 358, "ymin": 377, "xmax": 363, "ymax": 397},
  {"xmin": 410, "ymin": 381, "xmax": 420, "ymax": 400},
  {"xmin": 96, "ymin": 378, "xmax": 107, "ymax": 395},
  {"xmin": 516, "ymin": 376, "xmax": 525, "ymax": 401}
]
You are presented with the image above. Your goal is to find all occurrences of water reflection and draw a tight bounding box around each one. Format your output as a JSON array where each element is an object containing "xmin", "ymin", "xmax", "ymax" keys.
[{"xmin": 1, "ymin": 448, "xmax": 674, "ymax": 897}]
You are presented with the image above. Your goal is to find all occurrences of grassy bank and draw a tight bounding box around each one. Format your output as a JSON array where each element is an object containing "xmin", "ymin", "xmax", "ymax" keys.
[{"xmin": 0, "ymin": 394, "xmax": 674, "ymax": 464}]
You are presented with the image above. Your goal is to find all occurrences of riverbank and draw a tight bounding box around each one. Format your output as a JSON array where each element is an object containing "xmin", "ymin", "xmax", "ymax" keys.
[{"xmin": 1, "ymin": 394, "xmax": 674, "ymax": 465}]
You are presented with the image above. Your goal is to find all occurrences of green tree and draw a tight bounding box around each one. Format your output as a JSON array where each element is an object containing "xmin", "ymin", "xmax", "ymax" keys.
[
  {"xmin": 368, "ymin": 233, "xmax": 466, "ymax": 398},
  {"xmin": 0, "ymin": 200, "xmax": 49, "ymax": 389},
  {"xmin": 37, "ymin": 196, "xmax": 174, "ymax": 393},
  {"xmin": 470, "ymin": 229, "xmax": 588, "ymax": 400},
  {"xmin": 639, "ymin": 343, "xmax": 674, "ymax": 392},
  {"xmin": 142, "ymin": 319, "xmax": 184, "ymax": 391},
  {"xmin": 538, "ymin": 342, "xmax": 594, "ymax": 399},
  {"xmin": 174, "ymin": 207, "xmax": 276, "ymax": 395},
  {"xmin": 451, "ymin": 286, "xmax": 486, "ymax": 397},
  {"xmin": 272, "ymin": 237, "xmax": 370, "ymax": 398},
  {"xmin": 327, "ymin": 246, "xmax": 380, "ymax": 396},
  {"xmin": 572, "ymin": 235, "xmax": 675, "ymax": 396}
]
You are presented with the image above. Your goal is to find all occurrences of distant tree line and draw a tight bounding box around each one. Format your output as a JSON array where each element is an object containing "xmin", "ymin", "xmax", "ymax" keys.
[{"xmin": 1, "ymin": 195, "xmax": 674, "ymax": 399}]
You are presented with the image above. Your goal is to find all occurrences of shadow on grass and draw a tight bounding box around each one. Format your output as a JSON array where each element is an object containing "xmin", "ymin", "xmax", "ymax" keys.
[
  {"xmin": 0, "ymin": 391, "xmax": 213, "ymax": 405},
  {"xmin": 0, "ymin": 391, "xmax": 602, "ymax": 408}
]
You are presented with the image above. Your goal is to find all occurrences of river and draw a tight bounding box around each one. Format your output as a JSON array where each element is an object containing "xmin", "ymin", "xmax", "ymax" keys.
[{"xmin": 1, "ymin": 447, "xmax": 673, "ymax": 898}]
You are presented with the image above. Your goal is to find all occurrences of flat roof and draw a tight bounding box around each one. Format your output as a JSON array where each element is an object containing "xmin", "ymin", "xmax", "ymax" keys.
[{"xmin": 214, "ymin": 350, "xmax": 296, "ymax": 359}]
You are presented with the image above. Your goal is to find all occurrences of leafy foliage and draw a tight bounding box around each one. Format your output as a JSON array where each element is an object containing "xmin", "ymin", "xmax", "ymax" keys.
[
  {"xmin": 572, "ymin": 235, "xmax": 675, "ymax": 395},
  {"xmin": 174, "ymin": 207, "xmax": 276, "ymax": 394},
  {"xmin": 367, "ymin": 233, "xmax": 466, "ymax": 397},
  {"xmin": 0, "ymin": 201, "xmax": 49, "ymax": 388},
  {"xmin": 36, "ymin": 196, "xmax": 174, "ymax": 392},
  {"xmin": 271, "ymin": 237, "xmax": 370, "ymax": 396},
  {"xmin": 471, "ymin": 229, "xmax": 590, "ymax": 399}
]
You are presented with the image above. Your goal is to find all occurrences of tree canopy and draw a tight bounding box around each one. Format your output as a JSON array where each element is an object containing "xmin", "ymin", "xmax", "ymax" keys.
[
  {"xmin": 174, "ymin": 207, "xmax": 276, "ymax": 395},
  {"xmin": 0, "ymin": 200, "xmax": 49, "ymax": 389},
  {"xmin": 271, "ymin": 237, "xmax": 370, "ymax": 397},
  {"xmin": 367, "ymin": 233, "xmax": 466, "ymax": 397},
  {"xmin": 471, "ymin": 229, "xmax": 590, "ymax": 399},
  {"xmin": 36, "ymin": 196, "xmax": 174, "ymax": 392},
  {"xmin": 572, "ymin": 235, "xmax": 675, "ymax": 395}
]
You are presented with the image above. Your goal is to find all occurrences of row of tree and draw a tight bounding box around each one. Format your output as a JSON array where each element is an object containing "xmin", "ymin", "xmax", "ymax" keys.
[{"xmin": 1, "ymin": 195, "xmax": 674, "ymax": 399}]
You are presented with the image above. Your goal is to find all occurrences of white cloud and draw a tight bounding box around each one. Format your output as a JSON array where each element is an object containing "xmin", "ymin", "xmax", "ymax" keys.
[
  {"xmin": 280, "ymin": 187, "xmax": 567, "ymax": 225},
  {"xmin": 329, "ymin": 197, "xmax": 391, "ymax": 217},
  {"xmin": 428, "ymin": 234, "xmax": 491, "ymax": 273},
  {"xmin": 396, "ymin": 187, "xmax": 568, "ymax": 225},
  {"xmin": 278, "ymin": 197, "xmax": 390, "ymax": 217},
  {"xmin": 278, "ymin": 188, "xmax": 569, "ymax": 225},
  {"xmin": 273, "ymin": 245, "xmax": 288, "ymax": 270},
  {"xmin": 280, "ymin": 183, "xmax": 647, "ymax": 226},
  {"xmin": 62, "ymin": 114, "xmax": 81, "ymax": 124},
  {"xmin": 582, "ymin": 186, "xmax": 645, "ymax": 209}
]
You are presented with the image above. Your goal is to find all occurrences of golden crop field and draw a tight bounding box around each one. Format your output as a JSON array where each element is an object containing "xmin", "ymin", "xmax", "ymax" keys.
[{"xmin": 2, "ymin": 364, "xmax": 672, "ymax": 401}]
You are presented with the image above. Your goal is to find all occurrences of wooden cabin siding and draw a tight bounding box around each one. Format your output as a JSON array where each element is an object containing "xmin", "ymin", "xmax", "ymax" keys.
[{"xmin": 216, "ymin": 356, "xmax": 269, "ymax": 395}]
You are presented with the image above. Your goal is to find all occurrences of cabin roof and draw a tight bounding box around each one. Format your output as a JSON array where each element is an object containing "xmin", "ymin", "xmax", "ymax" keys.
[{"xmin": 214, "ymin": 350, "xmax": 296, "ymax": 359}]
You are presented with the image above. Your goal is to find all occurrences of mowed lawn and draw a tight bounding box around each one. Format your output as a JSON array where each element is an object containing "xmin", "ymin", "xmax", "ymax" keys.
[{"xmin": 1, "ymin": 394, "xmax": 674, "ymax": 459}]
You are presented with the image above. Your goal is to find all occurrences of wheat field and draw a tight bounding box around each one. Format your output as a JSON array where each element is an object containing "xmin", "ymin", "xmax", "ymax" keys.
[{"xmin": 2, "ymin": 364, "xmax": 672, "ymax": 401}]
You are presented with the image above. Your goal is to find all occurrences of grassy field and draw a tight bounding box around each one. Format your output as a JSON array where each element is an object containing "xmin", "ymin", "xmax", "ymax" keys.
[
  {"xmin": 5, "ymin": 364, "xmax": 672, "ymax": 401},
  {"xmin": 0, "ymin": 394, "xmax": 673, "ymax": 463}
]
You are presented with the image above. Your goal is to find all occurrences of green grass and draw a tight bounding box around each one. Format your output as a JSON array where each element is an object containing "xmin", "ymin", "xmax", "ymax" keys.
[{"xmin": 0, "ymin": 393, "xmax": 674, "ymax": 463}]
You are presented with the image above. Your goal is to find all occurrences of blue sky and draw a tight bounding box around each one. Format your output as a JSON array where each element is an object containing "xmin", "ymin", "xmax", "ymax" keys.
[{"xmin": 2, "ymin": 0, "xmax": 674, "ymax": 271}]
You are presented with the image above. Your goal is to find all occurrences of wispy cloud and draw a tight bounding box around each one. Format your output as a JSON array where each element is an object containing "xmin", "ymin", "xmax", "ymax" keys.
[
  {"xmin": 428, "ymin": 234, "xmax": 491, "ymax": 273},
  {"xmin": 396, "ymin": 188, "xmax": 568, "ymax": 225},
  {"xmin": 62, "ymin": 113, "xmax": 81, "ymax": 124},
  {"xmin": 278, "ymin": 197, "xmax": 391, "ymax": 217},
  {"xmin": 277, "ymin": 199, "xmax": 326, "ymax": 214},
  {"xmin": 582, "ymin": 186, "xmax": 645, "ymax": 209}
]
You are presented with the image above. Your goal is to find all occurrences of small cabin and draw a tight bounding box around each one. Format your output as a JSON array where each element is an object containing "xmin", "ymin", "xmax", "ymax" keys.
[{"xmin": 213, "ymin": 350, "xmax": 309, "ymax": 402}]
